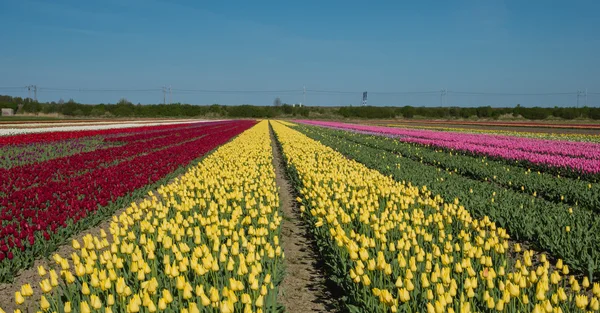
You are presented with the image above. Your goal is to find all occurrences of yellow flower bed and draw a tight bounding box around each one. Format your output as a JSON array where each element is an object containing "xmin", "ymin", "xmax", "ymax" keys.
[
  {"xmin": 271, "ymin": 121, "xmax": 599, "ymax": 312},
  {"xmin": 12, "ymin": 121, "xmax": 283, "ymax": 313},
  {"xmin": 276, "ymin": 120, "xmax": 297, "ymax": 127}
]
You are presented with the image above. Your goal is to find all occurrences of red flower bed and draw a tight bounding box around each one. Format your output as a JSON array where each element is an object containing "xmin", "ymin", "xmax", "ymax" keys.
[
  {"xmin": 0, "ymin": 121, "xmax": 212, "ymax": 146},
  {"xmin": 0, "ymin": 121, "xmax": 229, "ymax": 194},
  {"xmin": 0, "ymin": 120, "xmax": 255, "ymax": 278}
]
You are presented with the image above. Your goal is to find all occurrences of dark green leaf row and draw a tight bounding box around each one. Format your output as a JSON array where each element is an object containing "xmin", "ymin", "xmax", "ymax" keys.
[
  {"xmin": 311, "ymin": 127, "xmax": 600, "ymax": 213},
  {"xmin": 295, "ymin": 124, "xmax": 600, "ymax": 279}
]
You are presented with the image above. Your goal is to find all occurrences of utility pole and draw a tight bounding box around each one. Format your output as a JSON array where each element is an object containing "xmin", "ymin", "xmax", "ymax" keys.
[
  {"xmin": 303, "ymin": 85, "xmax": 306, "ymax": 106},
  {"xmin": 34, "ymin": 85, "xmax": 37, "ymax": 102},
  {"xmin": 576, "ymin": 89, "xmax": 586, "ymax": 108},
  {"xmin": 440, "ymin": 88, "xmax": 448, "ymax": 106},
  {"xmin": 162, "ymin": 86, "xmax": 166, "ymax": 105},
  {"xmin": 169, "ymin": 85, "xmax": 172, "ymax": 105}
]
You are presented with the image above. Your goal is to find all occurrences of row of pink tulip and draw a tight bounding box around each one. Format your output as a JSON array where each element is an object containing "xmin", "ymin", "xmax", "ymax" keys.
[{"xmin": 296, "ymin": 120, "xmax": 600, "ymax": 174}]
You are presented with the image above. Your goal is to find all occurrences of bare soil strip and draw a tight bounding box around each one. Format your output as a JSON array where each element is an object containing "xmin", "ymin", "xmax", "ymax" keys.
[{"xmin": 269, "ymin": 124, "xmax": 337, "ymax": 313}]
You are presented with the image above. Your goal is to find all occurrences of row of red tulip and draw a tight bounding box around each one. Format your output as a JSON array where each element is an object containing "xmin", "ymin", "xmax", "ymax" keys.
[
  {"xmin": 0, "ymin": 121, "xmax": 201, "ymax": 146},
  {"xmin": 0, "ymin": 122, "xmax": 229, "ymax": 194}
]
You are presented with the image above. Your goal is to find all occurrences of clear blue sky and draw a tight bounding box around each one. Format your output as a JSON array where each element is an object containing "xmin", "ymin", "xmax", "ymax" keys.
[{"xmin": 0, "ymin": 0, "xmax": 598, "ymax": 107}]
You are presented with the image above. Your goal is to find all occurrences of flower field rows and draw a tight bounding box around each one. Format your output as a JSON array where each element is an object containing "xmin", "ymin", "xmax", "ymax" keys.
[
  {"xmin": 0, "ymin": 120, "xmax": 207, "ymax": 137},
  {"xmin": 293, "ymin": 124, "xmax": 600, "ymax": 278},
  {"xmin": 299, "ymin": 125, "xmax": 600, "ymax": 211},
  {"xmin": 272, "ymin": 121, "xmax": 599, "ymax": 312},
  {"xmin": 298, "ymin": 120, "xmax": 600, "ymax": 176},
  {"xmin": 0, "ymin": 120, "xmax": 255, "ymax": 282},
  {"xmin": 11, "ymin": 120, "xmax": 284, "ymax": 313},
  {"xmin": 1, "ymin": 118, "xmax": 598, "ymax": 312},
  {"xmin": 0, "ymin": 121, "xmax": 207, "ymax": 145}
]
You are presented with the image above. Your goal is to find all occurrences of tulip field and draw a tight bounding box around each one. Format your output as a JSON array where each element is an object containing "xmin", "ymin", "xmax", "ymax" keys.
[{"xmin": 1, "ymin": 119, "xmax": 600, "ymax": 312}]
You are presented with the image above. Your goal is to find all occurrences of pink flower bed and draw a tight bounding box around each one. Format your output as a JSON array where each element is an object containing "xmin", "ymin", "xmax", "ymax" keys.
[{"xmin": 296, "ymin": 120, "xmax": 600, "ymax": 174}]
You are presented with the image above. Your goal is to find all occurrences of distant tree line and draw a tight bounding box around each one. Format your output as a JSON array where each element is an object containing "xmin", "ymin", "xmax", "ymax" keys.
[
  {"xmin": 1, "ymin": 94, "xmax": 599, "ymax": 120},
  {"xmin": 338, "ymin": 104, "xmax": 600, "ymax": 120},
  {"xmin": 0, "ymin": 95, "xmax": 310, "ymax": 118}
]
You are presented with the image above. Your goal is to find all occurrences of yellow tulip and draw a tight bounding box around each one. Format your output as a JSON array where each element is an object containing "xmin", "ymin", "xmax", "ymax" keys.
[
  {"xmin": 183, "ymin": 283, "xmax": 194, "ymax": 300},
  {"xmin": 162, "ymin": 289, "xmax": 173, "ymax": 304},
  {"xmin": 201, "ymin": 294, "xmax": 211, "ymax": 306},
  {"xmin": 426, "ymin": 302, "xmax": 435, "ymax": 313},
  {"xmin": 15, "ymin": 291, "xmax": 25, "ymax": 305},
  {"xmin": 583, "ymin": 277, "xmax": 590, "ymax": 288},
  {"xmin": 20, "ymin": 284, "xmax": 33, "ymax": 297},
  {"xmin": 39, "ymin": 295, "xmax": 50, "ymax": 311},
  {"xmin": 590, "ymin": 297, "xmax": 599, "ymax": 311},
  {"xmin": 130, "ymin": 295, "xmax": 142, "ymax": 313},
  {"xmin": 37, "ymin": 265, "xmax": 47, "ymax": 277},
  {"xmin": 575, "ymin": 294, "xmax": 589, "ymax": 309},
  {"xmin": 81, "ymin": 282, "xmax": 90, "ymax": 295},
  {"xmin": 158, "ymin": 298, "xmax": 167, "ymax": 310},
  {"xmin": 90, "ymin": 295, "xmax": 102, "ymax": 310},
  {"xmin": 39, "ymin": 279, "xmax": 52, "ymax": 293},
  {"xmin": 255, "ymin": 295, "xmax": 264, "ymax": 308},
  {"xmin": 80, "ymin": 301, "xmax": 91, "ymax": 313}
]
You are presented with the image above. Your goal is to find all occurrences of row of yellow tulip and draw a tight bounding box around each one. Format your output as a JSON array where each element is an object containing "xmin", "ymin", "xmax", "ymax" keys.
[
  {"xmin": 7, "ymin": 120, "xmax": 284, "ymax": 313},
  {"xmin": 271, "ymin": 121, "xmax": 599, "ymax": 312},
  {"xmin": 275, "ymin": 120, "xmax": 297, "ymax": 127}
]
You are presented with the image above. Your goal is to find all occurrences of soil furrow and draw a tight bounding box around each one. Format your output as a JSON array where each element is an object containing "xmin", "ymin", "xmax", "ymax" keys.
[{"xmin": 269, "ymin": 123, "xmax": 337, "ymax": 313}]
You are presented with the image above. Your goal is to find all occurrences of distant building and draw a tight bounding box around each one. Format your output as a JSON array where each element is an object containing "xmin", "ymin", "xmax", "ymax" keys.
[
  {"xmin": 293, "ymin": 103, "xmax": 303, "ymax": 108},
  {"xmin": 1, "ymin": 108, "xmax": 14, "ymax": 116}
]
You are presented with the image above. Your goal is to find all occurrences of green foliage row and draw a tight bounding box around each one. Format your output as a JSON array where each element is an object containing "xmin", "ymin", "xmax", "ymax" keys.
[{"xmin": 294, "ymin": 124, "xmax": 600, "ymax": 280}]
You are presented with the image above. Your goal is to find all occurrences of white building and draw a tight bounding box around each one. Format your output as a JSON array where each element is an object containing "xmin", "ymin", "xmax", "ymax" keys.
[{"xmin": 1, "ymin": 108, "xmax": 15, "ymax": 116}]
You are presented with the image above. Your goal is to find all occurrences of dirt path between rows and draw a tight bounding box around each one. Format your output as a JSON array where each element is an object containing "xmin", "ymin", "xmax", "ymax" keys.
[{"xmin": 269, "ymin": 125, "xmax": 337, "ymax": 313}]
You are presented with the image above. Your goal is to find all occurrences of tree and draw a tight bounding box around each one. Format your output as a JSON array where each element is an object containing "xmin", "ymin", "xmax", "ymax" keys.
[
  {"xmin": 400, "ymin": 106, "xmax": 416, "ymax": 118},
  {"xmin": 281, "ymin": 104, "xmax": 293, "ymax": 114},
  {"xmin": 117, "ymin": 98, "xmax": 132, "ymax": 105},
  {"xmin": 273, "ymin": 97, "xmax": 281, "ymax": 107}
]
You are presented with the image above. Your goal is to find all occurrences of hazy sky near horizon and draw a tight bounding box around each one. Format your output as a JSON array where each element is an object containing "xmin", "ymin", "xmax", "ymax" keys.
[{"xmin": 1, "ymin": 0, "xmax": 599, "ymax": 107}]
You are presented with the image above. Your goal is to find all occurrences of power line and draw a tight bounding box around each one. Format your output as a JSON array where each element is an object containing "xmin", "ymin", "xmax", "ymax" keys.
[
  {"xmin": 307, "ymin": 89, "xmax": 360, "ymax": 94},
  {"xmin": 307, "ymin": 89, "xmax": 440, "ymax": 95},
  {"xmin": 0, "ymin": 86, "xmax": 595, "ymax": 96},
  {"xmin": 171, "ymin": 88, "xmax": 300, "ymax": 94},
  {"xmin": 0, "ymin": 86, "xmax": 27, "ymax": 90},
  {"xmin": 449, "ymin": 91, "xmax": 575, "ymax": 96},
  {"xmin": 38, "ymin": 87, "xmax": 161, "ymax": 92}
]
